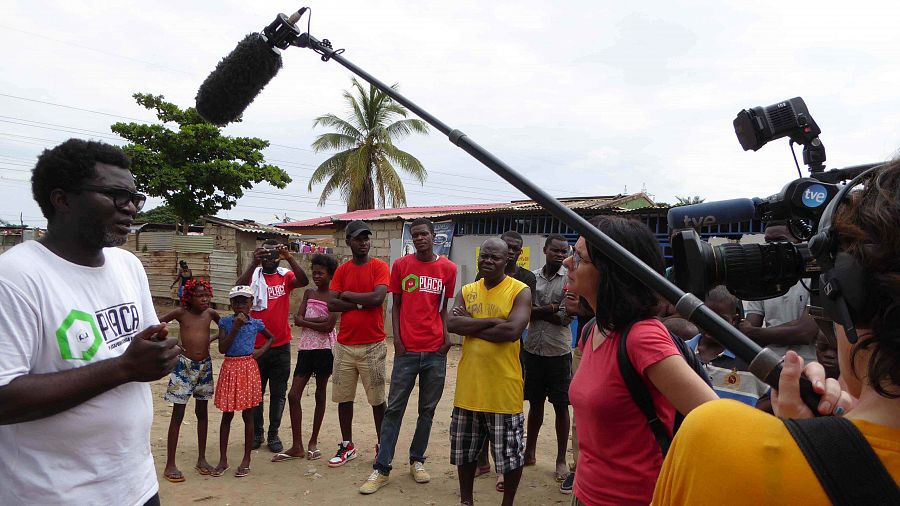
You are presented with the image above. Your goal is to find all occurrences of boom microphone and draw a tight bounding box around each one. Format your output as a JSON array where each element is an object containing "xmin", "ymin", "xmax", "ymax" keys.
[
  {"xmin": 667, "ymin": 198, "xmax": 761, "ymax": 230},
  {"xmin": 195, "ymin": 8, "xmax": 308, "ymax": 126},
  {"xmin": 195, "ymin": 34, "xmax": 282, "ymax": 126}
]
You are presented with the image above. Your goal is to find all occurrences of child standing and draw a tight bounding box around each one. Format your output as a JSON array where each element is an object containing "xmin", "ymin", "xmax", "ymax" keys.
[
  {"xmin": 273, "ymin": 254, "xmax": 339, "ymax": 463},
  {"xmin": 213, "ymin": 285, "xmax": 275, "ymax": 478},
  {"xmin": 159, "ymin": 279, "xmax": 220, "ymax": 482}
]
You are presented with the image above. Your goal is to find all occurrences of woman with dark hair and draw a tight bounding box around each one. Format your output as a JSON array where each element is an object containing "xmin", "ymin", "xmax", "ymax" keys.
[
  {"xmin": 564, "ymin": 215, "xmax": 717, "ymax": 505},
  {"xmin": 171, "ymin": 260, "xmax": 194, "ymax": 302},
  {"xmin": 651, "ymin": 162, "xmax": 900, "ymax": 505}
]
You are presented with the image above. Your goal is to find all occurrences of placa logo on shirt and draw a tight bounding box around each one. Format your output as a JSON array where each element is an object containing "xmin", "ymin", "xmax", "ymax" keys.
[
  {"xmin": 402, "ymin": 274, "xmax": 444, "ymax": 294},
  {"xmin": 55, "ymin": 303, "xmax": 142, "ymax": 360},
  {"xmin": 55, "ymin": 309, "xmax": 103, "ymax": 361},
  {"xmin": 268, "ymin": 284, "xmax": 286, "ymax": 299}
]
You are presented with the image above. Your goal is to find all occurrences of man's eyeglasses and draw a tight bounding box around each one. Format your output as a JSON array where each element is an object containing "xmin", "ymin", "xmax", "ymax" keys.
[{"xmin": 75, "ymin": 185, "xmax": 147, "ymax": 212}]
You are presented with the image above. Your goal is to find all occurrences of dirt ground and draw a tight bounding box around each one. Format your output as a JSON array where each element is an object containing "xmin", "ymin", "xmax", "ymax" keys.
[{"xmin": 153, "ymin": 312, "xmax": 573, "ymax": 505}]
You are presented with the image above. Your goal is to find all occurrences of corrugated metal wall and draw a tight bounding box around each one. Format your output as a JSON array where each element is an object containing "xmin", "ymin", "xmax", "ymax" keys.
[{"xmin": 209, "ymin": 250, "xmax": 238, "ymax": 307}]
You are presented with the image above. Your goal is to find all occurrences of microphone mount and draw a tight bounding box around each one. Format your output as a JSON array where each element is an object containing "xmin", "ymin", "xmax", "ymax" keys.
[{"xmin": 269, "ymin": 9, "xmax": 821, "ymax": 412}]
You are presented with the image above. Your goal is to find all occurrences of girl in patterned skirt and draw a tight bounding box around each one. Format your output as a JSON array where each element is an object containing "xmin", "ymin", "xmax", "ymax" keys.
[{"xmin": 212, "ymin": 285, "xmax": 275, "ymax": 478}]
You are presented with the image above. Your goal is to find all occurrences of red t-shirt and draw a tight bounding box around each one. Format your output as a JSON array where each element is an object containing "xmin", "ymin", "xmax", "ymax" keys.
[
  {"xmin": 569, "ymin": 319, "xmax": 680, "ymax": 505},
  {"xmin": 331, "ymin": 258, "xmax": 390, "ymax": 346},
  {"xmin": 389, "ymin": 254, "xmax": 457, "ymax": 352},
  {"xmin": 251, "ymin": 270, "xmax": 296, "ymax": 349}
]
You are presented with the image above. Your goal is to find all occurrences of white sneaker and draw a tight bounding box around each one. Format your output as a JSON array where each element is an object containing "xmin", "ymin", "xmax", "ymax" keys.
[
  {"xmin": 359, "ymin": 470, "xmax": 389, "ymax": 494},
  {"xmin": 410, "ymin": 461, "xmax": 430, "ymax": 483}
]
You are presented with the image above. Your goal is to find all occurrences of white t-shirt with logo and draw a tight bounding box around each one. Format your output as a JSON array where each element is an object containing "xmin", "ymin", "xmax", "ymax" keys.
[{"xmin": 0, "ymin": 241, "xmax": 159, "ymax": 506}]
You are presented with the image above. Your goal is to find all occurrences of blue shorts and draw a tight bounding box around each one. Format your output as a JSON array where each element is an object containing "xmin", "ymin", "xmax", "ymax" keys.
[{"xmin": 164, "ymin": 355, "xmax": 214, "ymax": 404}]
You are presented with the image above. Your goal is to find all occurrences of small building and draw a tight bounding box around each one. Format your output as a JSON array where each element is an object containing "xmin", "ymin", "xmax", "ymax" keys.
[{"xmin": 123, "ymin": 216, "xmax": 300, "ymax": 307}]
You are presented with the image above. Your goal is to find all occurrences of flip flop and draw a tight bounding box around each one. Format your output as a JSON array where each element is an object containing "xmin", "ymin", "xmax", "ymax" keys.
[
  {"xmin": 495, "ymin": 478, "xmax": 505, "ymax": 493},
  {"xmin": 163, "ymin": 471, "xmax": 185, "ymax": 483},
  {"xmin": 306, "ymin": 449, "xmax": 322, "ymax": 461},
  {"xmin": 194, "ymin": 465, "xmax": 212, "ymax": 476},
  {"xmin": 234, "ymin": 466, "xmax": 250, "ymax": 478},
  {"xmin": 210, "ymin": 465, "xmax": 229, "ymax": 478},
  {"xmin": 272, "ymin": 452, "xmax": 302, "ymax": 463}
]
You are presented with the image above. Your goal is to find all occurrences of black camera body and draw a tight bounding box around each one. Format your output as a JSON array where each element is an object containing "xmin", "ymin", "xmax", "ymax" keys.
[{"xmin": 672, "ymin": 97, "xmax": 874, "ymax": 302}]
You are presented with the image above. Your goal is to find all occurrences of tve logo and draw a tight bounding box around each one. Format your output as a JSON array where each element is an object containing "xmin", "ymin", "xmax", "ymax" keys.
[{"xmin": 801, "ymin": 184, "xmax": 828, "ymax": 208}]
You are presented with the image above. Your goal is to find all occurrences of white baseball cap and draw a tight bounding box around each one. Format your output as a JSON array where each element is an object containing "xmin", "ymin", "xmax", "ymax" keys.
[{"xmin": 228, "ymin": 285, "xmax": 253, "ymax": 299}]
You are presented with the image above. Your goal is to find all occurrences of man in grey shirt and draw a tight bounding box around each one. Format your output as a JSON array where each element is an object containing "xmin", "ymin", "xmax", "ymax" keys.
[
  {"xmin": 522, "ymin": 234, "xmax": 572, "ymax": 481},
  {"xmin": 739, "ymin": 222, "xmax": 818, "ymax": 363}
]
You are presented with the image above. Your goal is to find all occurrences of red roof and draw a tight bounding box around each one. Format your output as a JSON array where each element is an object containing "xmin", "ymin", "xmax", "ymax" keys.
[{"xmin": 278, "ymin": 203, "xmax": 507, "ymax": 228}]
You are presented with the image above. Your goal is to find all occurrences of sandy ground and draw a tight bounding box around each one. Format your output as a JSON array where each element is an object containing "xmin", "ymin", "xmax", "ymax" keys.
[{"xmin": 154, "ymin": 314, "xmax": 572, "ymax": 505}]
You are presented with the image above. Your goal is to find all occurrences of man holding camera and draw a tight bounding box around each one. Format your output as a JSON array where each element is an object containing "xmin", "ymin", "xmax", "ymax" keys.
[
  {"xmin": 739, "ymin": 222, "xmax": 819, "ymax": 363},
  {"xmin": 235, "ymin": 238, "xmax": 309, "ymax": 453}
]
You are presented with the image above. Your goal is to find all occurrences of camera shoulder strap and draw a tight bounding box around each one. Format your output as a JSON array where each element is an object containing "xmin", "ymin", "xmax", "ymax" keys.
[
  {"xmin": 784, "ymin": 417, "xmax": 899, "ymax": 506},
  {"xmin": 617, "ymin": 320, "xmax": 673, "ymax": 457}
]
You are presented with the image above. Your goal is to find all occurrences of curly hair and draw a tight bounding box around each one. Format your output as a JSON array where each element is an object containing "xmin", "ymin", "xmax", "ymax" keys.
[
  {"xmin": 586, "ymin": 215, "xmax": 665, "ymax": 332},
  {"xmin": 181, "ymin": 278, "xmax": 213, "ymax": 308},
  {"xmin": 31, "ymin": 139, "xmax": 131, "ymax": 221},
  {"xmin": 833, "ymin": 160, "xmax": 900, "ymax": 398},
  {"xmin": 311, "ymin": 253, "xmax": 338, "ymax": 276}
]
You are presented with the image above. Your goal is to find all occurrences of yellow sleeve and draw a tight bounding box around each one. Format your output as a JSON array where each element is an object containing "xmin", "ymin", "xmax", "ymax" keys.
[{"xmin": 652, "ymin": 399, "xmax": 833, "ymax": 506}]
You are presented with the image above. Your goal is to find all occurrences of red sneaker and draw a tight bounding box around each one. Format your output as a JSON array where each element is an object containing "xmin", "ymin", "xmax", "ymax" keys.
[{"xmin": 328, "ymin": 442, "xmax": 358, "ymax": 467}]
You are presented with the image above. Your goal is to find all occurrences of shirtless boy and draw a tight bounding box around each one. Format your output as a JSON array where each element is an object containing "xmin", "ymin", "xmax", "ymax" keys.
[{"xmin": 158, "ymin": 279, "xmax": 220, "ymax": 482}]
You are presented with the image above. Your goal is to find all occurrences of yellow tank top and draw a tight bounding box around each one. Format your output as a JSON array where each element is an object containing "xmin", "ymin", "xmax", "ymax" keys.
[{"xmin": 454, "ymin": 275, "xmax": 527, "ymax": 414}]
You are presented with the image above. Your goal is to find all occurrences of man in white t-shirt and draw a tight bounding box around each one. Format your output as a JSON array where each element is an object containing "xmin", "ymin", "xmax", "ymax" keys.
[{"xmin": 0, "ymin": 139, "xmax": 181, "ymax": 506}]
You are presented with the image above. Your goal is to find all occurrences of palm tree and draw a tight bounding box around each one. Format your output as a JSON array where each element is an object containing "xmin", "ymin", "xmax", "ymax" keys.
[{"xmin": 308, "ymin": 78, "xmax": 430, "ymax": 211}]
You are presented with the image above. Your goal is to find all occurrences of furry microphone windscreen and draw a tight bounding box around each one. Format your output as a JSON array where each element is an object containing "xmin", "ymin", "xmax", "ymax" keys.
[{"xmin": 195, "ymin": 33, "xmax": 283, "ymax": 126}]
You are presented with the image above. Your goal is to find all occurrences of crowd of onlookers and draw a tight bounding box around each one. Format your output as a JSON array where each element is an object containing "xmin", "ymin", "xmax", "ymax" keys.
[{"xmin": 1, "ymin": 139, "xmax": 897, "ymax": 506}]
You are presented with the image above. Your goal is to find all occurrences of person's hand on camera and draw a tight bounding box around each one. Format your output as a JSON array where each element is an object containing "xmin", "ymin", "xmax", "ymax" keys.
[
  {"xmin": 772, "ymin": 350, "xmax": 855, "ymax": 419},
  {"xmin": 277, "ymin": 244, "xmax": 292, "ymax": 260},
  {"xmin": 252, "ymin": 247, "xmax": 269, "ymax": 264},
  {"xmin": 120, "ymin": 323, "xmax": 181, "ymax": 382}
]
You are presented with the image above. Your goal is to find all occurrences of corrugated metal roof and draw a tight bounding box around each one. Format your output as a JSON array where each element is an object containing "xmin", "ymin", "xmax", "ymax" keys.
[
  {"xmin": 204, "ymin": 215, "xmax": 298, "ymax": 237},
  {"xmin": 277, "ymin": 194, "xmax": 655, "ymax": 228},
  {"xmin": 172, "ymin": 235, "xmax": 215, "ymax": 253}
]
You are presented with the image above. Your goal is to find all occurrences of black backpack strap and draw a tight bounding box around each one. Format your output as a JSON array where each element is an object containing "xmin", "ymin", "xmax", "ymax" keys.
[
  {"xmin": 784, "ymin": 417, "xmax": 900, "ymax": 506},
  {"xmin": 579, "ymin": 317, "xmax": 596, "ymax": 348},
  {"xmin": 617, "ymin": 322, "xmax": 672, "ymax": 456}
]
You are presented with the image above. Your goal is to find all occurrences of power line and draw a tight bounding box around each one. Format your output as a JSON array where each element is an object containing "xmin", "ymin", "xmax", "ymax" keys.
[{"xmin": 0, "ymin": 93, "xmax": 594, "ymax": 197}]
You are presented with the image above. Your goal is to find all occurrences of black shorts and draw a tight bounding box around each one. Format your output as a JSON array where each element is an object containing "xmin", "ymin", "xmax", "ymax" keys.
[
  {"xmin": 293, "ymin": 349, "xmax": 334, "ymax": 378},
  {"xmin": 523, "ymin": 350, "xmax": 572, "ymax": 405}
]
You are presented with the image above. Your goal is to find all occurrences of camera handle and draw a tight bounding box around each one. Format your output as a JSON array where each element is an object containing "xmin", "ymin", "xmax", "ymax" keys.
[{"xmin": 293, "ymin": 30, "xmax": 822, "ymax": 413}]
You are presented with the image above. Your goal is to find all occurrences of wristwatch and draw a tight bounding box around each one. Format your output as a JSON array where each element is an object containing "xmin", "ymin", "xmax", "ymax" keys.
[{"xmin": 356, "ymin": 303, "xmax": 364, "ymax": 310}]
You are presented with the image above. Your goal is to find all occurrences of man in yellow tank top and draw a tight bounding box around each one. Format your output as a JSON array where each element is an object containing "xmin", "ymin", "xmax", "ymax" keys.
[{"xmin": 448, "ymin": 238, "xmax": 532, "ymax": 506}]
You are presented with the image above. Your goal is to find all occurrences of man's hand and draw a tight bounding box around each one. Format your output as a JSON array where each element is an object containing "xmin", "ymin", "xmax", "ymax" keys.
[
  {"xmin": 119, "ymin": 323, "xmax": 181, "ymax": 382},
  {"xmin": 438, "ymin": 341, "xmax": 452, "ymax": 355},
  {"xmin": 394, "ymin": 339, "xmax": 406, "ymax": 358},
  {"xmin": 452, "ymin": 306, "xmax": 472, "ymax": 318},
  {"xmin": 737, "ymin": 319, "xmax": 757, "ymax": 336},
  {"xmin": 276, "ymin": 244, "xmax": 292, "ymax": 260},
  {"xmin": 772, "ymin": 351, "xmax": 855, "ymax": 419},
  {"xmin": 252, "ymin": 247, "xmax": 270, "ymax": 264}
]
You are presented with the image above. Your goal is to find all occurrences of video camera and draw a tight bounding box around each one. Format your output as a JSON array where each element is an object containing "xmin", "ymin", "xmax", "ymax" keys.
[{"xmin": 669, "ymin": 97, "xmax": 879, "ymax": 302}]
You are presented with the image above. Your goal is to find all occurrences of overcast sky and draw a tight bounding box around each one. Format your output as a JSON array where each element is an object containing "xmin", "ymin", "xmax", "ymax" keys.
[{"xmin": 3, "ymin": 0, "xmax": 899, "ymax": 228}]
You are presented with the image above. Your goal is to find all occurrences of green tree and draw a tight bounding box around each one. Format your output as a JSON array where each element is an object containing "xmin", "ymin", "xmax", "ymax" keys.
[
  {"xmin": 135, "ymin": 203, "xmax": 180, "ymax": 224},
  {"xmin": 673, "ymin": 195, "xmax": 706, "ymax": 206},
  {"xmin": 309, "ymin": 78, "xmax": 429, "ymax": 211},
  {"xmin": 111, "ymin": 93, "xmax": 290, "ymax": 233}
]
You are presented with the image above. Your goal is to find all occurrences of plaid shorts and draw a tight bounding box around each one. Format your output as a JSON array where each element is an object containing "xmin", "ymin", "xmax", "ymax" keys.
[{"xmin": 450, "ymin": 407, "xmax": 525, "ymax": 474}]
